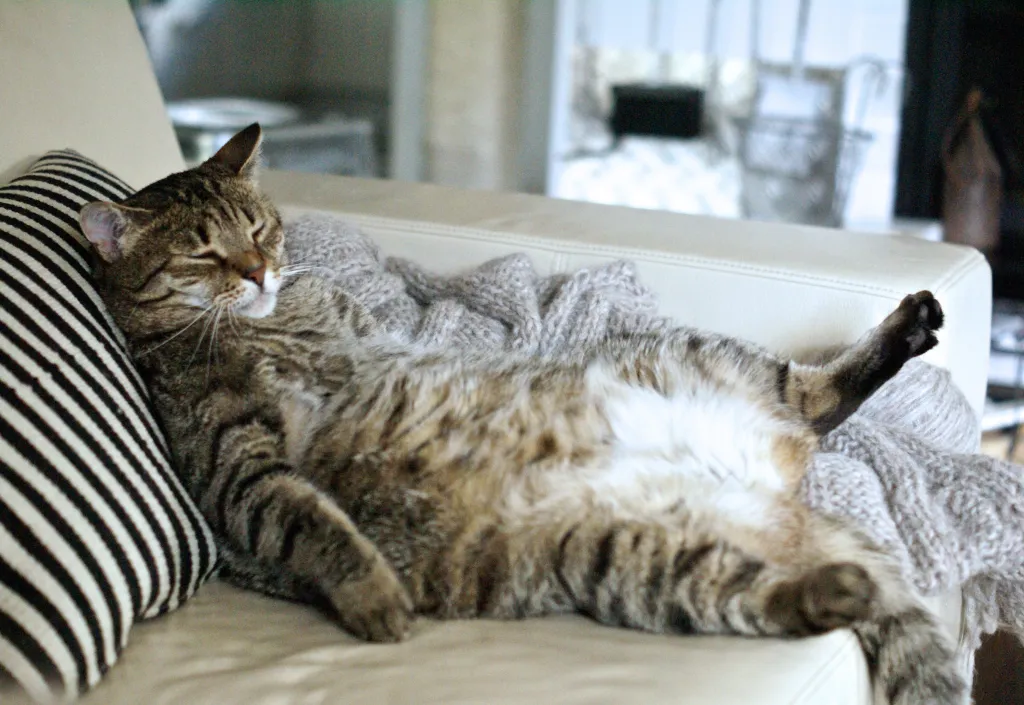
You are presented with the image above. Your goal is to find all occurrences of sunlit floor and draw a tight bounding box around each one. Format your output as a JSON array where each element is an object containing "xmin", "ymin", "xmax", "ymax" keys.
[
  {"xmin": 552, "ymin": 136, "xmax": 742, "ymax": 218},
  {"xmin": 981, "ymin": 428, "xmax": 1024, "ymax": 463}
]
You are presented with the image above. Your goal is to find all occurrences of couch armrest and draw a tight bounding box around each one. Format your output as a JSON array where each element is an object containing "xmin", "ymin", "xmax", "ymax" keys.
[{"xmin": 262, "ymin": 170, "xmax": 992, "ymax": 418}]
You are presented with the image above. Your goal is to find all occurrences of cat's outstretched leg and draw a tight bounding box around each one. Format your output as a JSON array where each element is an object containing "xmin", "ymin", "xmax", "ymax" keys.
[
  {"xmin": 437, "ymin": 514, "xmax": 963, "ymax": 703},
  {"xmin": 203, "ymin": 413, "xmax": 414, "ymax": 642},
  {"xmin": 454, "ymin": 518, "xmax": 874, "ymax": 638},
  {"xmin": 781, "ymin": 290, "xmax": 943, "ymax": 434},
  {"xmin": 549, "ymin": 518, "xmax": 877, "ymax": 637}
]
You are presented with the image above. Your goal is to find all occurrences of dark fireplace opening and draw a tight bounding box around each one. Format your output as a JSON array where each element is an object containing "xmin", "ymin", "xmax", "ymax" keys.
[{"xmin": 897, "ymin": 0, "xmax": 1024, "ymax": 298}]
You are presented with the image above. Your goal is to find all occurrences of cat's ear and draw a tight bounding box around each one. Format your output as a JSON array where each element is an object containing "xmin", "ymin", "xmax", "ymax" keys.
[
  {"xmin": 79, "ymin": 202, "xmax": 141, "ymax": 263},
  {"xmin": 209, "ymin": 122, "xmax": 262, "ymax": 181}
]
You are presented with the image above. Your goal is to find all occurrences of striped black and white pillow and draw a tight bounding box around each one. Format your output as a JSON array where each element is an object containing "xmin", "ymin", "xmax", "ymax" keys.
[{"xmin": 0, "ymin": 151, "xmax": 217, "ymax": 701}]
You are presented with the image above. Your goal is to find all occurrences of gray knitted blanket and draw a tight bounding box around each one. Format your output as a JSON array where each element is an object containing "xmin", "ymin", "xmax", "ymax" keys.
[{"xmin": 287, "ymin": 213, "xmax": 1023, "ymax": 673}]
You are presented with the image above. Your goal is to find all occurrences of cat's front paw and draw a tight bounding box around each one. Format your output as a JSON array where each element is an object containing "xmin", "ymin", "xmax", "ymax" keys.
[{"xmin": 328, "ymin": 560, "xmax": 414, "ymax": 643}]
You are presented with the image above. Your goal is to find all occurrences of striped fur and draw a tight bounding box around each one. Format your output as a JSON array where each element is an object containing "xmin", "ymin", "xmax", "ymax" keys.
[{"xmin": 81, "ymin": 125, "xmax": 965, "ymax": 704}]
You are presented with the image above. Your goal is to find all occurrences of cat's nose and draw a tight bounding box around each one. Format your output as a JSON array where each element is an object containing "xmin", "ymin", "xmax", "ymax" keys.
[
  {"xmin": 232, "ymin": 251, "xmax": 266, "ymax": 286},
  {"xmin": 244, "ymin": 262, "xmax": 266, "ymax": 286}
]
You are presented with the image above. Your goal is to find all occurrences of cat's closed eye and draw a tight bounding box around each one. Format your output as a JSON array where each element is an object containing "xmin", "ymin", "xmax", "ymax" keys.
[
  {"xmin": 186, "ymin": 252, "xmax": 222, "ymax": 263},
  {"xmin": 251, "ymin": 223, "xmax": 266, "ymax": 243}
]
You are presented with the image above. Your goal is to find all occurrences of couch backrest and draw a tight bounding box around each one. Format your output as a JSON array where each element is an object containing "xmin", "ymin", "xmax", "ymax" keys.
[{"xmin": 0, "ymin": 0, "xmax": 185, "ymax": 188}]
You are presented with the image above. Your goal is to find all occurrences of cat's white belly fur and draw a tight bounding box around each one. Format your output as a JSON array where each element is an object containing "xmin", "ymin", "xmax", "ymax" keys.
[{"xmin": 510, "ymin": 363, "xmax": 790, "ymax": 528}]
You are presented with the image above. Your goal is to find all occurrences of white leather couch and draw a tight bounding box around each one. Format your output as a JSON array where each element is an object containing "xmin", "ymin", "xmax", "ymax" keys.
[{"xmin": 0, "ymin": 3, "xmax": 991, "ymax": 704}]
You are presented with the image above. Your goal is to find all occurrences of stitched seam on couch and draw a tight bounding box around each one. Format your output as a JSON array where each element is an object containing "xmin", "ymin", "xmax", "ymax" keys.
[
  {"xmin": 932, "ymin": 249, "xmax": 990, "ymax": 297},
  {"xmin": 288, "ymin": 208, "xmax": 973, "ymax": 300}
]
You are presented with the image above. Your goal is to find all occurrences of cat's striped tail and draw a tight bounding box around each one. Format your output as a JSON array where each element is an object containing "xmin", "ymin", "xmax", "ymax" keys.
[{"xmin": 855, "ymin": 603, "xmax": 967, "ymax": 705}]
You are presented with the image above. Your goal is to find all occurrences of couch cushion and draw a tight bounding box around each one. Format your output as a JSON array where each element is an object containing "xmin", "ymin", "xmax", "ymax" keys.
[
  {"xmin": 0, "ymin": 152, "xmax": 216, "ymax": 701},
  {"xmin": 82, "ymin": 580, "xmax": 872, "ymax": 705}
]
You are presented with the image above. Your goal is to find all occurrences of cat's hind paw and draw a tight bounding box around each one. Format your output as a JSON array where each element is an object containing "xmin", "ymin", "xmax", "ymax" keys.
[
  {"xmin": 768, "ymin": 562, "xmax": 878, "ymax": 636},
  {"xmin": 885, "ymin": 290, "xmax": 944, "ymax": 361},
  {"xmin": 798, "ymin": 563, "xmax": 877, "ymax": 631}
]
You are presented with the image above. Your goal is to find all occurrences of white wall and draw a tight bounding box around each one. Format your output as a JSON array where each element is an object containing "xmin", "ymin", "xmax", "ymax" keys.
[{"xmin": 576, "ymin": 0, "xmax": 905, "ymax": 67}]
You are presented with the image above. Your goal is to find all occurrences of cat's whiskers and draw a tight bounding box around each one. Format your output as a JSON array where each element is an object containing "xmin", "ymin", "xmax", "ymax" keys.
[
  {"xmin": 227, "ymin": 307, "xmax": 243, "ymax": 337},
  {"xmin": 124, "ymin": 301, "xmax": 144, "ymax": 326},
  {"xmin": 205, "ymin": 306, "xmax": 225, "ymax": 384},
  {"xmin": 280, "ymin": 268, "xmax": 313, "ymax": 279},
  {"xmin": 186, "ymin": 303, "xmax": 222, "ymax": 370},
  {"xmin": 280, "ymin": 263, "xmax": 333, "ymax": 278},
  {"xmin": 141, "ymin": 304, "xmax": 213, "ymax": 356}
]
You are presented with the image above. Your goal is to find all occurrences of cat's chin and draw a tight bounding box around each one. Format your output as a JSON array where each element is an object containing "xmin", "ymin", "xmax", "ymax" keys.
[{"xmin": 236, "ymin": 293, "xmax": 277, "ymax": 319}]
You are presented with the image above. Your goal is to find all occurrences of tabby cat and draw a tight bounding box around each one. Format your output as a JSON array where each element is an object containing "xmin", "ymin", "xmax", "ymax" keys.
[{"xmin": 80, "ymin": 124, "xmax": 963, "ymax": 704}]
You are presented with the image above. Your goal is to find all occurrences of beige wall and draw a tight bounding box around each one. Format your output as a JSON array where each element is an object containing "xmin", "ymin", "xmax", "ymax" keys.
[
  {"xmin": 137, "ymin": 0, "xmax": 307, "ymax": 101},
  {"xmin": 138, "ymin": 0, "xmax": 393, "ymax": 101},
  {"xmin": 424, "ymin": 0, "xmax": 525, "ymax": 191}
]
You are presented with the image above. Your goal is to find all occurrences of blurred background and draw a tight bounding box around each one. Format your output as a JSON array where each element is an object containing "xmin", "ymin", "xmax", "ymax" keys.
[
  {"xmin": 129, "ymin": 0, "xmax": 1020, "ymax": 263},
  {"xmin": 128, "ymin": 1, "xmax": 898, "ymax": 225}
]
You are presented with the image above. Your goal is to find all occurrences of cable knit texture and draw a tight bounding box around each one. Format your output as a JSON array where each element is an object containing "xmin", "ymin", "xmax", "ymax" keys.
[{"xmin": 287, "ymin": 212, "xmax": 1020, "ymax": 677}]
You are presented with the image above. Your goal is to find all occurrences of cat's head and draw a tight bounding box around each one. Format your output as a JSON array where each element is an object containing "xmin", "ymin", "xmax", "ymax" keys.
[{"xmin": 80, "ymin": 123, "xmax": 285, "ymax": 324}]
